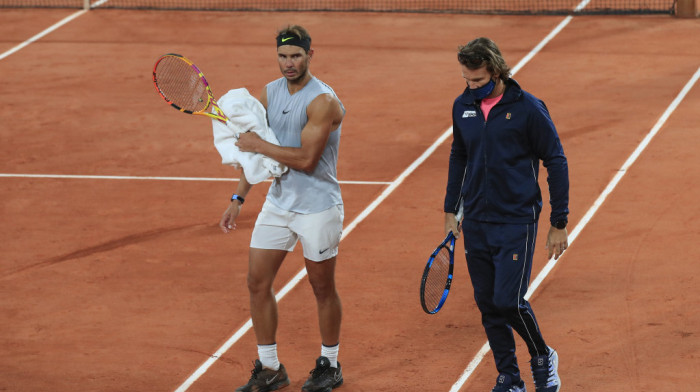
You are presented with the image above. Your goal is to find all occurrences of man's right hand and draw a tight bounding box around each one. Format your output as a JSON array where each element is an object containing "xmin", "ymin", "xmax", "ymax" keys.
[
  {"xmin": 219, "ymin": 202, "xmax": 242, "ymax": 233},
  {"xmin": 444, "ymin": 212, "xmax": 462, "ymax": 239}
]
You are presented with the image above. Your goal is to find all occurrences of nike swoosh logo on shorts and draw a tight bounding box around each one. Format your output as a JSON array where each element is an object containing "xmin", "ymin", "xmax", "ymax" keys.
[
  {"xmin": 282, "ymin": 109, "xmax": 290, "ymax": 114},
  {"xmin": 319, "ymin": 248, "xmax": 330, "ymax": 254}
]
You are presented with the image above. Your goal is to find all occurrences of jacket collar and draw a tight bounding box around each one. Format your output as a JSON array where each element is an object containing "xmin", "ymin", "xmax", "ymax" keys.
[{"xmin": 458, "ymin": 78, "xmax": 522, "ymax": 105}]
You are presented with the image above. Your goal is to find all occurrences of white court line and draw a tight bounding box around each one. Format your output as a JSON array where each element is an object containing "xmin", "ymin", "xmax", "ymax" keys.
[
  {"xmin": 0, "ymin": 9, "xmax": 87, "ymax": 61},
  {"xmin": 525, "ymin": 73, "xmax": 700, "ymax": 298},
  {"xmin": 174, "ymin": 125, "xmax": 454, "ymax": 392},
  {"xmin": 0, "ymin": 173, "xmax": 391, "ymax": 185},
  {"xmin": 0, "ymin": 0, "xmax": 116, "ymax": 62},
  {"xmin": 509, "ymin": 16, "xmax": 573, "ymax": 76}
]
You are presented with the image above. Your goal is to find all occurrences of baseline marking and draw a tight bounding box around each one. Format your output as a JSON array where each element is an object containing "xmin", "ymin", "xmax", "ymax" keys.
[{"xmin": 0, "ymin": 173, "xmax": 390, "ymax": 185}]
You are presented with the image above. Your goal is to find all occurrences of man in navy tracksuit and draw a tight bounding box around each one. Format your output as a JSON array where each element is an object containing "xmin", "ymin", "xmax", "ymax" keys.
[{"xmin": 444, "ymin": 37, "xmax": 568, "ymax": 392}]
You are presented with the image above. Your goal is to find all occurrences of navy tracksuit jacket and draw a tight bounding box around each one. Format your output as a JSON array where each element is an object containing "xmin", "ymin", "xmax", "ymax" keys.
[{"xmin": 444, "ymin": 78, "xmax": 569, "ymax": 381}]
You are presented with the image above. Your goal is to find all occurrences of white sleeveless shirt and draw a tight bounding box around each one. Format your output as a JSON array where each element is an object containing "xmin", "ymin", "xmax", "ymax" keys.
[{"xmin": 264, "ymin": 76, "xmax": 344, "ymax": 213}]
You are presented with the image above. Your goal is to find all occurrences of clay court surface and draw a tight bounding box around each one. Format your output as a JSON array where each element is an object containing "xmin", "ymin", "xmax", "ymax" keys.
[{"xmin": 1, "ymin": 7, "xmax": 699, "ymax": 392}]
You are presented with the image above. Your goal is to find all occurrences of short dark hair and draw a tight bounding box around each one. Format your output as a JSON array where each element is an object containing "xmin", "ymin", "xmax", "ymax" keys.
[{"xmin": 457, "ymin": 37, "xmax": 511, "ymax": 82}]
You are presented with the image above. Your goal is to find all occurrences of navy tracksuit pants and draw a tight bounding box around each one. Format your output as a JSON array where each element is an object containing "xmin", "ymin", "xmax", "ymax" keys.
[{"xmin": 462, "ymin": 219, "xmax": 549, "ymax": 382}]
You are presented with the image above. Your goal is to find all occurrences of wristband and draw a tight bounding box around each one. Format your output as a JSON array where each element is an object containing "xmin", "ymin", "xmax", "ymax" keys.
[{"xmin": 230, "ymin": 194, "xmax": 245, "ymax": 204}]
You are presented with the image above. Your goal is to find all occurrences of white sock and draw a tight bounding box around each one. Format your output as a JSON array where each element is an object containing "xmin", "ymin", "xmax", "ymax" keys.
[
  {"xmin": 258, "ymin": 343, "xmax": 280, "ymax": 371},
  {"xmin": 321, "ymin": 343, "xmax": 339, "ymax": 368}
]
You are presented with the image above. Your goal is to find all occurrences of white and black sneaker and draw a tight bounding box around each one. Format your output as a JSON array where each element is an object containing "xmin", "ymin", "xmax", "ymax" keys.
[
  {"xmin": 530, "ymin": 347, "xmax": 561, "ymax": 392},
  {"xmin": 301, "ymin": 356, "xmax": 343, "ymax": 392},
  {"xmin": 235, "ymin": 359, "xmax": 290, "ymax": 392}
]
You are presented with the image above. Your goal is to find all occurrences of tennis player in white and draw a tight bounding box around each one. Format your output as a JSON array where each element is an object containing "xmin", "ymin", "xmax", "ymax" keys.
[{"xmin": 219, "ymin": 24, "xmax": 346, "ymax": 392}]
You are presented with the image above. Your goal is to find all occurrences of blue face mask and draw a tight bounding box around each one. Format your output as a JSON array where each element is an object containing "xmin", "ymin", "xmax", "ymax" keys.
[{"xmin": 469, "ymin": 79, "xmax": 495, "ymax": 100}]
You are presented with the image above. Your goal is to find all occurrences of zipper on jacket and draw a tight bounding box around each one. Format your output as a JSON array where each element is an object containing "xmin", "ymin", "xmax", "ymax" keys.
[
  {"xmin": 530, "ymin": 160, "xmax": 537, "ymax": 220},
  {"xmin": 455, "ymin": 163, "xmax": 469, "ymax": 213},
  {"xmin": 475, "ymin": 103, "xmax": 489, "ymax": 215},
  {"xmin": 479, "ymin": 95, "xmax": 508, "ymax": 220}
]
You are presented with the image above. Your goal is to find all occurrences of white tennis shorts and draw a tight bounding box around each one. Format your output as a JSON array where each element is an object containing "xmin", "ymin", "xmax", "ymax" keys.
[{"xmin": 250, "ymin": 200, "xmax": 344, "ymax": 262}]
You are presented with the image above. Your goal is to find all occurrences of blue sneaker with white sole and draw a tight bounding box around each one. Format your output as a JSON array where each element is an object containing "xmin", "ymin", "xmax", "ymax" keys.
[{"xmin": 530, "ymin": 347, "xmax": 561, "ymax": 392}]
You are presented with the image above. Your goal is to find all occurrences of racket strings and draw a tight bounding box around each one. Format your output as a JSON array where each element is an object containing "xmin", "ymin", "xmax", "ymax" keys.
[
  {"xmin": 423, "ymin": 248, "xmax": 451, "ymax": 310},
  {"xmin": 155, "ymin": 56, "xmax": 209, "ymax": 112}
]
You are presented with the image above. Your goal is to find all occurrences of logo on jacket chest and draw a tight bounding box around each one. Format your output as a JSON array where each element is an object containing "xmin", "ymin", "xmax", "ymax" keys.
[{"xmin": 462, "ymin": 110, "xmax": 477, "ymax": 118}]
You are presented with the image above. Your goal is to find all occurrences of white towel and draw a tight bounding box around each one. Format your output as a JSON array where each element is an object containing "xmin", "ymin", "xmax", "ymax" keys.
[{"xmin": 211, "ymin": 88, "xmax": 288, "ymax": 184}]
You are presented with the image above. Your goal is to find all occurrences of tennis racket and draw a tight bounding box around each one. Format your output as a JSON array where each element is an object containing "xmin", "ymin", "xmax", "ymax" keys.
[
  {"xmin": 420, "ymin": 204, "xmax": 464, "ymax": 314},
  {"xmin": 152, "ymin": 53, "xmax": 233, "ymax": 128}
]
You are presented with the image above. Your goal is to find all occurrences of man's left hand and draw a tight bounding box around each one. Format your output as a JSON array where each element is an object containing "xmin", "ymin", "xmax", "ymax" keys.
[{"xmin": 545, "ymin": 226, "xmax": 569, "ymax": 260}]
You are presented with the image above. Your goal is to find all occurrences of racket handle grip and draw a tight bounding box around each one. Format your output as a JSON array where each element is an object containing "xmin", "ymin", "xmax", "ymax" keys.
[{"xmin": 454, "ymin": 203, "xmax": 464, "ymax": 222}]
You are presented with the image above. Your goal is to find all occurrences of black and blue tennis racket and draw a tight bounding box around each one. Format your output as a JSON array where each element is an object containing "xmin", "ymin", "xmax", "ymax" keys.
[{"xmin": 420, "ymin": 205, "xmax": 463, "ymax": 314}]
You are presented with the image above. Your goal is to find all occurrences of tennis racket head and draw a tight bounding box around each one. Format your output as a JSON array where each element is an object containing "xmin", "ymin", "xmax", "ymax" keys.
[
  {"xmin": 152, "ymin": 53, "xmax": 228, "ymax": 123},
  {"xmin": 420, "ymin": 231, "xmax": 456, "ymax": 314}
]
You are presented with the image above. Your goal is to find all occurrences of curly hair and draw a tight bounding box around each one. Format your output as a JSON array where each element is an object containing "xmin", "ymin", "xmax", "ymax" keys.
[{"xmin": 457, "ymin": 37, "xmax": 511, "ymax": 82}]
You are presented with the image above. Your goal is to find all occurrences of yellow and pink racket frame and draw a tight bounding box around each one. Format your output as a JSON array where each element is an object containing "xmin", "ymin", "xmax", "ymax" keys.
[{"xmin": 152, "ymin": 53, "xmax": 229, "ymax": 125}]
